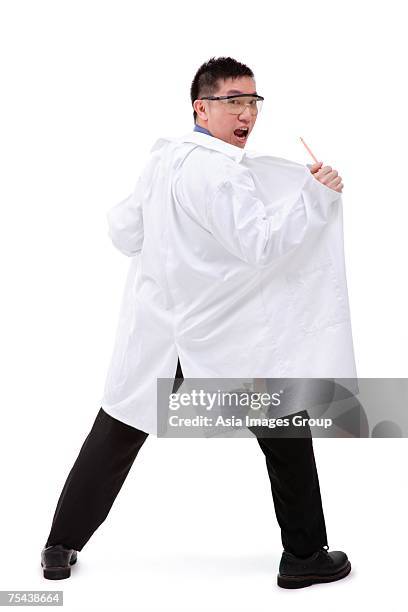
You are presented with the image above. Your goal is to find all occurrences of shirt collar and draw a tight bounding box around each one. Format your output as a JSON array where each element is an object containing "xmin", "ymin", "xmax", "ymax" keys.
[
  {"xmin": 179, "ymin": 130, "xmax": 246, "ymax": 162},
  {"xmin": 193, "ymin": 124, "xmax": 213, "ymax": 136}
]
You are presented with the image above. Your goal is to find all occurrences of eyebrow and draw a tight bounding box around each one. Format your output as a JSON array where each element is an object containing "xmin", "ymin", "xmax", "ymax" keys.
[{"xmin": 225, "ymin": 89, "xmax": 258, "ymax": 95}]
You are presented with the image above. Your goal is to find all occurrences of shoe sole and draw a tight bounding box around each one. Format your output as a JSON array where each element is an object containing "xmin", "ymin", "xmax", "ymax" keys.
[
  {"xmin": 277, "ymin": 560, "xmax": 351, "ymax": 589},
  {"xmin": 42, "ymin": 555, "xmax": 77, "ymax": 580}
]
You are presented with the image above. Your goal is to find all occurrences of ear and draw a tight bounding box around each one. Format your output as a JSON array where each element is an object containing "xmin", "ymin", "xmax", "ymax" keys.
[{"xmin": 193, "ymin": 99, "xmax": 209, "ymax": 121}]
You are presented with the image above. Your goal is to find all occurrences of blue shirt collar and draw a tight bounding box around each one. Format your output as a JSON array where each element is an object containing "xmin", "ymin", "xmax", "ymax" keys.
[{"xmin": 193, "ymin": 124, "xmax": 213, "ymax": 137}]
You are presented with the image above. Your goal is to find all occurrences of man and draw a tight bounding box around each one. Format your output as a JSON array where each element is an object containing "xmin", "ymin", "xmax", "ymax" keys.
[{"xmin": 41, "ymin": 57, "xmax": 355, "ymax": 589}]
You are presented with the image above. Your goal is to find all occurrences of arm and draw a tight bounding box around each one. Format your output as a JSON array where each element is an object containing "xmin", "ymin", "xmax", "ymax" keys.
[
  {"xmin": 206, "ymin": 165, "xmax": 341, "ymax": 268},
  {"xmin": 106, "ymin": 176, "xmax": 144, "ymax": 257}
]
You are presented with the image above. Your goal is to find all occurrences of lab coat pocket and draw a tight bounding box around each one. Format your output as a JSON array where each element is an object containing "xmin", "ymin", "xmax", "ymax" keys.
[{"xmin": 285, "ymin": 258, "xmax": 350, "ymax": 335}]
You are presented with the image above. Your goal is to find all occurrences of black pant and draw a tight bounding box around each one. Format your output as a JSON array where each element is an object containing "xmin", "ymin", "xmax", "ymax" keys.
[{"xmin": 45, "ymin": 360, "xmax": 328, "ymax": 557}]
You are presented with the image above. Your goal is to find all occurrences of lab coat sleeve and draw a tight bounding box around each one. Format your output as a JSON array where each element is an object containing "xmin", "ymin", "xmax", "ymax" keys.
[
  {"xmin": 207, "ymin": 166, "xmax": 341, "ymax": 268},
  {"xmin": 106, "ymin": 176, "xmax": 144, "ymax": 257}
]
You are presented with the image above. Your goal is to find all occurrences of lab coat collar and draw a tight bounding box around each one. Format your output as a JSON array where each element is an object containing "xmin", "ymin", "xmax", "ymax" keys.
[
  {"xmin": 150, "ymin": 131, "xmax": 247, "ymax": 163},
  {"xmin": 178, "ymin": 130, "xmax": 246, "ymax": 162}
]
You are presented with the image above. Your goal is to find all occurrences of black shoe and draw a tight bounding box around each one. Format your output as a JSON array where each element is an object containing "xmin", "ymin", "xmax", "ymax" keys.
[
  {"xmin": 277, "ymin": 546, "xmax": 351, "ymax": 589},
  {"xmin": 41, "ymin": 544, "xmax": 78, "ymax": 580}
]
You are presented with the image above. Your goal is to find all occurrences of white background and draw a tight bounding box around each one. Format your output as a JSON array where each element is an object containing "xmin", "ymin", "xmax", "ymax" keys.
[{"xmin": 0, "ymin": 0, "xmax": 407, "ymax": 610}]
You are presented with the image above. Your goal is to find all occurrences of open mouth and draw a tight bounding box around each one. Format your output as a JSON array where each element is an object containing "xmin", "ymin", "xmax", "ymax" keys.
[{"xmin": 233, "ymin": 127, "xmax": 249, "ymax": 142}]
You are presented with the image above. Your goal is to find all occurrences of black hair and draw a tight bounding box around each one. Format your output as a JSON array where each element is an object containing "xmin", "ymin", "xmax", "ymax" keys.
[{"xmin": 190, "ymin": 56, "xmax": 254, "ymax": 122}]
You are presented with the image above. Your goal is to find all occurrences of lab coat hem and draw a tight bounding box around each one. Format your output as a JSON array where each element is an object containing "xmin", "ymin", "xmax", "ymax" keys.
[{"xmin": 100, "ymin": 401, "xmax": 157, "ymax": 436}]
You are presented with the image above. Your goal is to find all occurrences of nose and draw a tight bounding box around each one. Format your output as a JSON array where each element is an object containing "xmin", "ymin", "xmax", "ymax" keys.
[
  {"xmin": 239, "ymin": 104, "xmax": 252, "ymax": 119},
  {"xmin": 238, "ymin": 105, "xmax": 253, "ymax": 121}
]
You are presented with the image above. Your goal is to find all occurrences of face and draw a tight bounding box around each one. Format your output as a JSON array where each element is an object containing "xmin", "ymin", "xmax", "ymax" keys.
[{"xmin": 193, "ymin": 76, "xmax": 258, "ymax": 148}]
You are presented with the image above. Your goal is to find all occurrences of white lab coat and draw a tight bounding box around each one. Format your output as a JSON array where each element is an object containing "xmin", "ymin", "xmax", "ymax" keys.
[{"xmin": 100, "ymin": 130, "xmax": 357, "ymax": 434}]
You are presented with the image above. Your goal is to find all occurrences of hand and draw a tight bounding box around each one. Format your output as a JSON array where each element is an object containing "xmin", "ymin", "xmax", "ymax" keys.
[{"xmin": 308, "ymin": 161, "xmax": 344, "ymax": 193}]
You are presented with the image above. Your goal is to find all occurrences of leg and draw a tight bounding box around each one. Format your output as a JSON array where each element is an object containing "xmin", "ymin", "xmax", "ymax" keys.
[
  {"xmin": 45, "ymin": 358, "xmax": 184, "ymax": 551},
  {"xmin": 45, "ymin": 407, "xmax": 149, "ymax": 551},
  {"xmin": 251, "ymin": 410, "xmax": 328, "ymax": 558},
  {"xmin": 172, "ymin": 357, "xmax": 184, "ymax": 393}
]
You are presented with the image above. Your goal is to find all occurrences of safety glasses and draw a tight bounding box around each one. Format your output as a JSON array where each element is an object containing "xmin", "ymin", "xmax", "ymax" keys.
[{"xmin": 199, "ymin": 93, "xmax": 264, "ymax": 115}]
